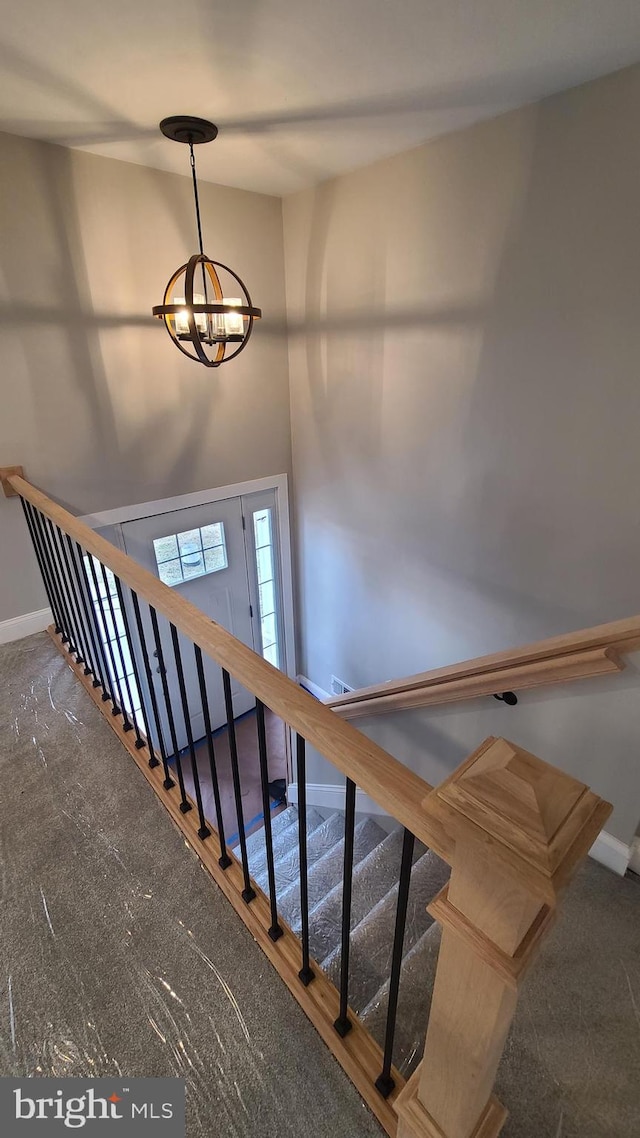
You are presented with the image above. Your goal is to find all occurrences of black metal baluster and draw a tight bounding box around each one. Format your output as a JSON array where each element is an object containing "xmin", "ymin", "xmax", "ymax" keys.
[
  {"xmin": 63, "ymin": 534, "xmax": 102, "ymax": 685},
  {"xmin": 34, "ymin": 509, "xmax": 74, "ymax": 647},
  {"xmin": 88, "ymin": 554, "xmax": 123, "ymax": 710},
  {"xmin": 334, "ymin": 777, "xmax": 356, "ymax": 1037},
  {"xmin": 108, "ymin": 576, "xmax": 142, "ymax": 741},
  {"xmin": 39, "ymin": 514, "xmax": 78, "ymax": 652},
  {"xmin": 375, "ymin": 827, "xmax": 415, "ymax": 1097},
  {"xmin": 114, "ymin": 577, "xmax": 151, "ymax": 752},
  {"xmin": 68, "ymin": 540, "xmax": 105, "ymax": 690},
  {"xmin": 44, "ymin": 518, "xmax": 83, "ymax": 661},
  {"xmin": 222, "ymin": 668, "xmax": 255, "ymax": 903},
  {"xmin": 149, "ymin": 606, "xmax": 191, "ymax": 812},
  {"xmin": 54, "ymin": 525, "xmax": 94, "ymax": 675},
  {"xmin": 194, "ymin": 645, "xmax": 231, "ymax": 867},
  {"xmin": 56, "ymin": 525, "xmax": 96, "ymax": 678},
  {"xmin": 74, "ymin": 542, "xmax": 112, "ymax": 695},
  {"xmin": 20, "ymin": 501, "xmax": 58, "ymax": 632},
  {"xmin": 296, "ymin": 734, "xmax": 314, "ymax": 985},
  {"xmin": 20, "ymin": 500, "xmax": 63, "ymax": 635},
  {"xmin": 94, "ymin": 562, "xmax": 129, "ymax": 722},
  {"xmin": 170, "ymin": 624, "xmax": 210, "ymax": 839},
  {"xmin": 131, "ymin": 593, "xmax": 172, "ymax": 781},
  {"xmin": 256, "ymin": 700, "xmax": 283, "ymax": 940},
  {"xmin": 99, "ymin": 564, "xmax": 137, "ymax": 732},
  {"xmin": 84, "ymin": 551, "xmax": 117, "ymax": 704},
  {"xmin": 37, "ymin": 514, "xmax": 74, "ymax": 648},
  {"xmin": 106, "ymin": 574, "xmax": 142, "ymax": 744}
]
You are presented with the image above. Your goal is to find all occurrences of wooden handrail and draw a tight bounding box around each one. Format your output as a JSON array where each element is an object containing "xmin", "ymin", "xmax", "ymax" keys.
[
  {"xmin": 327, "ymin": 616, "xmax": 640, "ymax": 716},
  {"xmin": 9, "ymin": 470, "xmax": 614, "ymax": 1138},
  {"xmin": 8, "ymin": 473, "xmax": 452, "ymax": 861},
  {"xmin": 330, "ymin": 646, "xmax": 625, "ymax": 719}
]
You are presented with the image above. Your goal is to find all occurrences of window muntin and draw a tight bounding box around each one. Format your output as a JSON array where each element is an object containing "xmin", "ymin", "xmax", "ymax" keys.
[
  {"xmin": 153, "ymin": 523, "xmax": 228, "ymax": 587},
  {"xmin": 252, "ymin": 508, "xmax": 279, "ymax": 668}
]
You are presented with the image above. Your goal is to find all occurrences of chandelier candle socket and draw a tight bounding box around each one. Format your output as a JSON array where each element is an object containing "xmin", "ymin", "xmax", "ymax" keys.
[{"xmin": 152, "ymin": 116, "xmax": 261, "ymax": 367}]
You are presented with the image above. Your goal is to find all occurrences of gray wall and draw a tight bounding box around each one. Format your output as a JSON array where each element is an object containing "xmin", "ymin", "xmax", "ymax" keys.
[
  {"xmin": 0, "ymin": 131, "xmax": 290, "ymax": 621},
  {"xmin": 283, "ymin": 65, "xmax": 640, "ymax": 844}
]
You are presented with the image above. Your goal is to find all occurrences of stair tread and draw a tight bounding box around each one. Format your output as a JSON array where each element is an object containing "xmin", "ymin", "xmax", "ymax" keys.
[
  {"xmin": 254, "ymin": 811, "xmax": 344, "ymax": 894},
  {"xmin": 359, "ymin": 923, "xmax": 442, "ymax": 1079},
  {"xmin": 321, "ymin": 847, "xmax": 449, "ymax": 1012},
  {"xmin": 244, "ymin": 804, "xmax": 297, "ymax": 861},
  {"xmin": 278, "ymin": 816, "xmax": 387, "ymax": 934},
  {"xmin": 306, "ymin": 826, "xmax": 425, "ymax": 967},
  {"xmin": 246, "ymin": 806, "xmax": 324, "ymax": 884}
]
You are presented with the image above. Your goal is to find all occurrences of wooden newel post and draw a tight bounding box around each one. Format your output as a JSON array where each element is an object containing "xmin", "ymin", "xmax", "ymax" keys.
[{"xmin": 395, "ymin": 736, "xmax": 612, "ymax": 1138}]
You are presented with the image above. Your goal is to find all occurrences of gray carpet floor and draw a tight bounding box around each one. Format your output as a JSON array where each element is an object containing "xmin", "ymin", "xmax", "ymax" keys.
[
  {"xmin": 0, "ymin": 634, "xmax": 382, "ymax": 1138},
  {"xmin": 1, "ymin": 632, "xmax": 639, "ymax": 1138}
]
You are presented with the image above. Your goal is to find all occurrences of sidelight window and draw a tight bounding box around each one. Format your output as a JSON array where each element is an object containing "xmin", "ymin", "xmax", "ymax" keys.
[{"xmin": 253, "ymin": 508, "xmax": 279, "ymax": 667}]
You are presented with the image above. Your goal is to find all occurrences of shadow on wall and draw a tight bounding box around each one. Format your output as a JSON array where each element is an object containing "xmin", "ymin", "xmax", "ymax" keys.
[
  {"xmin": 0, "ymin": 137, "xmax": 224, "ymax": 515},
  {"xmin": 1, "ymin": 151, "xmax": 294, "ymax": 529},
  {"xmin": 0, "ymin": 136, "xmax": 118, "ymax": 501},
  {"xmin": 0, "ymin": 36, "xmax": 295, "ymax": 530},
  {"xmin": 0, "ymin": 35, "xmax": 201, "ymax": 251},
  {"xmin": 456, "ymin": 78, "xmax": 640, "ymax": 630},
  {"xmin": 289, "ymin": 70, "xmax": 640, "ymax": 701}
]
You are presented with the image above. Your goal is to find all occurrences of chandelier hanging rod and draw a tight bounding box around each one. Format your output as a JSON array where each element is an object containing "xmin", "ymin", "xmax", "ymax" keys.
[{"xmin": 189, "ymin": 141, "xmax": 205, "ymax": 259}]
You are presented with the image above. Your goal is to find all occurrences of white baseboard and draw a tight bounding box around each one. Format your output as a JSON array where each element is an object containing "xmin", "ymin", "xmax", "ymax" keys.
[
  {"xmin": 588, "ymin": 830, "xmax": 631, "ymax": 876},
  {"xmin": 287, "ymin": 781, "xmax": 388, "ymax": 818},
  {"xmin": 0, "ymin": 607, "xmax": 53, "ymax": 645},
  {"xmin": 296, "ymin": 674, "xmax": 330, "ymax": 701}
]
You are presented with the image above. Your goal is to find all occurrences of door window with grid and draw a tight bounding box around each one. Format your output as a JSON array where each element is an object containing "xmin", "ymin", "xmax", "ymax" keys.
[{"xmin": 152, "ymin": 523, "xmax": 228, "ymax": 587}]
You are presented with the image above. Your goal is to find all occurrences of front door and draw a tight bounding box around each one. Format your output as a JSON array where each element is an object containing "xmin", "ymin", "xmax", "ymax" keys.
[{"xmin": 121, "ymin": 498, "xmax": 255, "ymax": 753}]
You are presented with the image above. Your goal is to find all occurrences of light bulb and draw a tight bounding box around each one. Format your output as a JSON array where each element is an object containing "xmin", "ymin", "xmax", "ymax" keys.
[
  {"xmin": 173, "ymin": 294, "xmax": 208, "ymax": 337},
  {"xmin": 223, "ymin": 298, "xmax": 244, "ymax": 337},
  {"xmin": 173, "ymin": 298, "xmax": 188, "ymax": 336}
]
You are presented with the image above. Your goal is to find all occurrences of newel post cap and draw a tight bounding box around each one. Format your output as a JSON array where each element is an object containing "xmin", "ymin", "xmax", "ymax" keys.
[{"xmin": 423, "ymin": 737, "xmax": 611, "ymax": 897}]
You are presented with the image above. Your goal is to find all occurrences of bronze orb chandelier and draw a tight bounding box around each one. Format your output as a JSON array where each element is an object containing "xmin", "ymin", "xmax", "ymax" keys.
[{"xmin": 152, "ymin": 116, "xmax": 261, "ymax": 367}]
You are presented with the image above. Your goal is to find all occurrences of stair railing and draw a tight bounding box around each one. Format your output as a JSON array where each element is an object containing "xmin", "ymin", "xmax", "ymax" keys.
[
  {"xmin": 3, "ymin": 466, "xmax": 612, "ymax": 1138},
  {"xmin": 326, "ymin": 620, "xmax": 640, "ymax": 719}
]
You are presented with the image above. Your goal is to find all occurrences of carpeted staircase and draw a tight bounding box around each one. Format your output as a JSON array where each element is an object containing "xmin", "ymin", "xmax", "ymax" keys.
[{"xmin": 245, "ymin": 805, "xmax": 450, "ymax": 1076}]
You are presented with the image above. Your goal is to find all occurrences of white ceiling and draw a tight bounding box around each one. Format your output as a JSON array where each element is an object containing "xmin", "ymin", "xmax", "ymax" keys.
[{"xmin": 1, "ymin": 0, "xmax": 640, "ymax": 196}]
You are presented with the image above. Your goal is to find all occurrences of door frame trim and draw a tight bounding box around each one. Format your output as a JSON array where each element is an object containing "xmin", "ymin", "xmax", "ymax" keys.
[{"xmin": 78, "ymin": 474, "xmax": 296, "ymax": 681}]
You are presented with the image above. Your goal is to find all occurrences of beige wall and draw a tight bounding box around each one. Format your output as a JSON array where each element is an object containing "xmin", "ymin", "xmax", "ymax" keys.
[
  {"xmin": 3, "ymin": 66, "xmax": 640, "ymax": 843},
  {"xmin": 283, "ymin": 65, "xmax": 640, "ymax": 844},
  {"xmin": 0, "ymin": 131, "xmax": 290, "ymax": 621}
]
